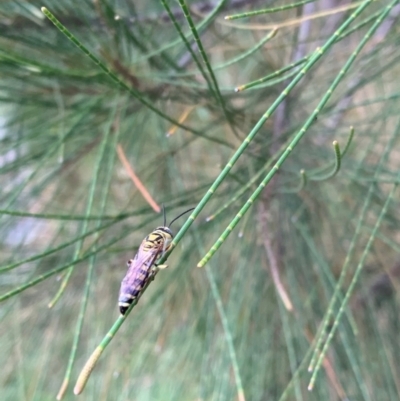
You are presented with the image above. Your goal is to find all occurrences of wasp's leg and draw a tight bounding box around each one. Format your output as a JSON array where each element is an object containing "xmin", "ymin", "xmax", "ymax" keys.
[{"xmin": 154, "ymin": 263, "xmax": 168, "ymax": 270}]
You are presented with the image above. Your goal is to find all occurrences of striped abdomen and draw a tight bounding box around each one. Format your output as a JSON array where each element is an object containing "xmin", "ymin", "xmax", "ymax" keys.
[{"xmin": 118, "ymin": 257, "xmax": 153, "ymax": 315}]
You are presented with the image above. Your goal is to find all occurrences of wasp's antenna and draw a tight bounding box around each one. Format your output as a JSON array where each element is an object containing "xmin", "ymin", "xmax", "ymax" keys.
[
  {"xmin": 162, "ymin": 204, "xmax": 167, "ymax": 227},
  {"xmin": 168, "ymin": 207, "xmax": 195, "ymax": 227}
]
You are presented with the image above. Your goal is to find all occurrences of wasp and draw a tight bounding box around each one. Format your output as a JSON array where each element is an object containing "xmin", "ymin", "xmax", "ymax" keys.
[{"xmin": 118, "ymin": 206, "xmax": 194, "ymax": 315}]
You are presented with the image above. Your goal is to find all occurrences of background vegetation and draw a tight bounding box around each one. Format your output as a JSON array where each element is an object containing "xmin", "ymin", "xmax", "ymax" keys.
[{"xmin": 1, "ymin": 0, "xmax": 400, "ymax": 400}]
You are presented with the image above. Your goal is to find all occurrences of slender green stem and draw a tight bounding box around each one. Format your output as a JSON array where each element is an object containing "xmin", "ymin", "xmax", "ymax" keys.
[
  {"xmin": 205, "ymin": 191, "xmax": 247, "ymax": 222},
  {"xmin": 160, "ymin": 0, "xmax": 216, "ymax": 96},
  {"xmin": 194, "ymin": 228, "xmax": 246, "ymax": 401},
  {"xmin": 192, "ymin": 232, "xmax": 245, "ymax": 401},
  {"xmin": 48, "ymin": 106, "xmax": 116, "ymax": 309},
  {"xmin": 307, "ymin": 3, "xmax": 400, "ymax": 376},
  {"xmin": 0, "ymin": 218, "xmax": 124, "ymax": 273},
  {"xmin": 73, "ymin": 265, "xmax": 157, "ymax": 394},
  {"xmin": 342, "ymin": 126, "xmax": 355, "ymax": 157},
  {"xmin": 206, "ymin": 132, "xmax": 297, "ymax": 220},
  {"xmin": 198, "ymin": 0, "xmax": 374, "ymax": 268},
  {"xmin": 57, "ymin": 261, "xmax": 94, "ymax": 400},
  {"xmin": 363, "ymin": 222, "xmax": 400, "ymax": 254},
  {"xmin": 225, "ymin": 0, "xmax": 317, "ymax": 20},
  {"xmin": 69, "ymin": 3, "xmax": 373, "ymax": 388},
  {"xmin": 0, "ymin": 247, "xmax": 101, "ymax": 303},
  {"xmin": 277, "ymin": 340, "xmax": 316, "ymax": 401},
  {"xmin": 236, "ymin": 7, "xmax": 382, "ymax": 93},
  {"xmin": 0, "ymin": 209, "xmax": 148, "ymax": 220},
  {"xmin": 309, "ymin": 129, "xmax": 354, "ymax": 181},
  {"xmin": 56, "ymin": 110, "xmax": 117, "ymax": 399},
  {"xmin": 278, "ymin": 299, "xmax": 301, "ymax": 400},
  {"xmin": 13, "ymin": 298, "xmax": 27, "ymax": 400},
  {"xmin": 134, "ymin": 0, "xmax": 228, "ymax": 63},
  {"xmin": 203, "ymin": 265, "xmax": 245, "ymax": 401},
  {"xmin": 213, "ymin": 29, "xmax": 277, "ymax": 72},
  {"xmin": 294, "ymin": 221, "xmax": 359, "ymax": 336},
  {"xmin": 0, "ymin": 219, "xmax": 155, "ymax": 302},
  {"xmin": 307, "ymin": 126, "xmax": 354, "ymax": 178},
  {"xmin": 310, "ymin": 141, "xmax": 341, "ymax": 181},
  {"xmin": 308, "ymin": 174, "xmax": 400, "ymax": 390},
  {"xmin": 307, "ymin": 8, "xmax": 400, "ymax": 384},
  {"xmin": 206, "ymin": 162, "xmax": 273, "ymax": 222},
  {"xmin": 165, "ymin": 0, "xmax": 373, "ymax": 270},
  {"xmin": 176, "ymin": 0, "xmax": 237, "ymax": 134},
  {"xmin": 281, "ymin": 169, "xmax": 307, "ymax": 193},
  {"xmin": 40, "ymin": 7, "xmax": 197, "ymax": 134},
  {"xmin": 160, "ymin": 29, "xmax": 277, "ymax": 79},
  {"xmin": 1, "ymin": 102, "xmax": 98, "ymax": 210},
  {"xmin": 307, "ymin": 184, "xmax": 376, "ymax": 371},
  {"xmin": 339, "ymin": 11, "xmax": 383, "ymax": 40},
  {"xmin": 235, "ymin": 56, "xmax": 307, "ymax": 92},
  {"xmin": 48, "ymin": 267, "xmax": 74, "ymax": 309}
]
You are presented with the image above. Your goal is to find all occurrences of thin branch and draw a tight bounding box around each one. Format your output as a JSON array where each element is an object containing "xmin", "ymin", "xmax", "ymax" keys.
[{"xmin": 116, "ymin": 144, "xmax": 161, "ymax": 213}]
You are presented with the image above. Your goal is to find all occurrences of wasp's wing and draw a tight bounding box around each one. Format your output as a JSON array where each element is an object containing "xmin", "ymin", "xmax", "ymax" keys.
[
  {"xmin": 118, "ymin": 243, "xmax": 163, "ymax": 315},
  {"xmin": 126, "ymin": 248, "xmax": 155, "ymax": 274}
]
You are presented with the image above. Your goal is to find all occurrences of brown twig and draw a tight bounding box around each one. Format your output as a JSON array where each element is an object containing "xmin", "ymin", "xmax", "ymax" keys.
[
  {"xmin": 258, "ymin": 202, "xmax": 347, "ymax": 398},
  {"xmin": 166, "ymin": 106, "xmax": 196, "ymax": 137},
  {"xmin": 258, "ymin": 202, "xmax": 293, "ymax": 311},
  {"xmin": 116, "ymin": 144, "xmax": 161, "ymax": 213}
]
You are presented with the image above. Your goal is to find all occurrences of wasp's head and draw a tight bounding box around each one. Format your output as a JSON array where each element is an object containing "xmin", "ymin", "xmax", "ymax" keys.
[
  {"xmin": 157, "ymin": 205, "xmax": 194, "ymax": 241},
  {"xmin": 156, "ymin": 226, "xmax": 173, "ymax": 238}
]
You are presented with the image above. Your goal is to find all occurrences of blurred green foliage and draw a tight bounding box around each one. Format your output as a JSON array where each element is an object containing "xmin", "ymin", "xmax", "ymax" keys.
[{"xmin": 1, "ymin": 0, "xmax": 400, "ymax": 400}]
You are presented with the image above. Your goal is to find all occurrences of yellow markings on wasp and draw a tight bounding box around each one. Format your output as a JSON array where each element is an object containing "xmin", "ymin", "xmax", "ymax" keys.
[{"xmin": 74, "ymin": 347, "xmax": 103, "ymax": 395}]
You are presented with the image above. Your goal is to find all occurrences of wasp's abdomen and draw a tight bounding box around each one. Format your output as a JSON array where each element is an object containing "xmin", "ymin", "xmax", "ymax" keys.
[{"xmin": 118, "ymin": 263, "xmax": 152, "ymax": 315}]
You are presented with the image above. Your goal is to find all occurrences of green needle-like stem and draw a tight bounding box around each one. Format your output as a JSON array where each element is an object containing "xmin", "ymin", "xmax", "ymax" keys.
[
  {"xmin": 307, "ymin": 2, "xmax": 400, "ymax": 383},
  {"xmin": 0, "ymin": 219, "xmax": 154, "ymax": 302},
  {"xmin": 282, "ymin": 169, "xmax": 307, "ymax": 193},
  {"xmin": 308, "ymin": 172, "xmax": 399, "ymax": 390},
  {"xmin": 235, "ymin": 56, "xmax": 307, "ymax": 92},
  {"xmin": 225, "ymin": 0, "xmax": 317, "ymax": 20},
  {"xmin": 310, "ymin": 141, "xmax": 341, "ymax": 181},
  {"xmin": 0, "ymin": 208, "xmax": 151, "ymax": 221},
  {"xmin": 160, "ymin": 0, "xmax": 216, "ymax": 97},
  {"xmin": 175, "ymin": 0, "xmax": 238, "ymax": 136},
  {"xmin": 40, "ymin": 7, "xmax": 196, "ymax": 134},
  {"xmin": 167, "ymin": 0, "xmax": 374, "ymax": 271},
  {"xmin": 198, "ymin": 0, "xmax": 374, "ymax": 268},
  {"xmin": 55, "ymin": 106, "xmax": 117, "ymax": 399},
  {"xmin": 73, "ymin": 270, "xmax": 156, "ymax": 394}
]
